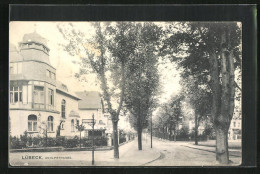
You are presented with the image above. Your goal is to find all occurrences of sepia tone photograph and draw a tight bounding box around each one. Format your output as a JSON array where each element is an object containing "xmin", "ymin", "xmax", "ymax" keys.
[{"xmin": 9, "ymin": 21, "xmax": 242, "ymax": 167}]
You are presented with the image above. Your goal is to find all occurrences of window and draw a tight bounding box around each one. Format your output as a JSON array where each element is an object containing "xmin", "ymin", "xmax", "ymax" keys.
[
  {"xmin": 238, "ymin": 122, "xmax": 240, "ymax": 128},
  {"xmin": 10, "ymin": 85, "xmax": 22, "ymax": 103},
  {"xmin": 61, "ymin": 99, "xmax": 66, "ymax": 118},
  {"xmin": 71, "ymin": 119, "xmax": 75, "ymax": 132},
  {"xmin": 34, "ymin": 86, "xmax": 44, "ymax": 104},
  {"xmin": 48, "ymin": 89, "xmax": 54, "ymax": 105},
  {"xmin": 48, "ymin": 116, "xmax": 54, "ymax": 132},
  {"xmin": 28, "ymin": 115, "xmax": 37, "ymax": 132},
  {"xmin": 76, "ymin": 120, "xmax": 79, "ymax": 127},
  {"xmin": 233, "ymin": 122, "xmax": 236, "ymax": 127},
  {"xmin": 46, "ymin": 70, "xmax": 55, "ymax": 80}
]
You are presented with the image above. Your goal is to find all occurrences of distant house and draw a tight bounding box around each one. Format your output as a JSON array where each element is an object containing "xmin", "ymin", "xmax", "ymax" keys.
[
  {"xmin": 228, "ymin": 111, "xmax": 242, "ymax": 140},
  {"xmin": 75, "ymin": 91, "xmax": 110, "ymax": 138}
]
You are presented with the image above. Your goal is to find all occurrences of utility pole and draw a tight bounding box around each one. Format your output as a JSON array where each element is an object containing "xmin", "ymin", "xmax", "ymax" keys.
[
  {"xmin": 82, "ymin": 114, "xmax": 96, "ymax": 165},
  {"xmin": 151, "ymin": 116, "xmax": 153, "ymax": 148}
]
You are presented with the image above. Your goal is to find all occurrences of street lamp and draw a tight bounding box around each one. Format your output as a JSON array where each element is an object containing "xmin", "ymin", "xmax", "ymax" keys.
[{"xmin": 82, "ymin": 113, "xmax": 96, "ymax": 165}]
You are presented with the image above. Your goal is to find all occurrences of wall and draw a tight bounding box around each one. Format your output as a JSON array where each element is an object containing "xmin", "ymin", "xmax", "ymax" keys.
[
  {"xmin": 56, "ymin": 91, "xmax": 80, "ymax": 137},
  {"xmin": 9, "ymin": 61, "xmax": 56, "ymax": 85},
  {"xmin": 9, "ymin": 110, "xmax": 59, "ymax": 138}
]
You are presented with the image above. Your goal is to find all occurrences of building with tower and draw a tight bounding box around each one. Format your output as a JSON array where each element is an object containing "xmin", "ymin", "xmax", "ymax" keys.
[{"xmin": 9, "ymin": 32, "xmax": 110, "ymax": 140}]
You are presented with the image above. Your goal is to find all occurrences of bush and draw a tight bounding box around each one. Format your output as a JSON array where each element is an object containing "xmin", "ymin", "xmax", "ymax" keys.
[
  {"xmin": 178, "ymin": 127, "xmax": 189, "ymax": 138},
  {"xmin": 81, "ymin": 137, "xmax": 108, "ymax": 147},
  {"xmin": 10, "ymin": 136, "xmax": 24, "ymax": 149},
  {"xmin": 19, "ymin": 131, "xmax": 29, "ymax": 147},
  {"xmin": 95, "ymin": 137, "xmax": 108, "ymax": 146},
  {"xmin": 119, "ymin": 137, "xmax": 126, "ymax": 144},
  {"xmin": 56, "ymin": 136, "xmax": 65, "ymax": 146},
  {"xmin": 47, "ymin": 138, "xmax": 56, "ymax": 147},
  {"xmin": 32, "ymin": 136, "xmax": 42, "ymax": 147},
  {"xmin": 82, "ymin": 138, "xmax": 92, "ymax": 147},
  {"xmin": 64, "ymin": 136, "xmax": 79, "ymax": 148}
]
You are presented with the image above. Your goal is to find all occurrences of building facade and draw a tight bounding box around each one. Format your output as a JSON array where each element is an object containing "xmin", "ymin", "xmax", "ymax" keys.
[
  {"xmin": 9, "ymin": 32, "xmax": 109, "ymax": 140},
  {"xmin": 228, "ymin": 111, "xmax": 242, "ymax": 140}
]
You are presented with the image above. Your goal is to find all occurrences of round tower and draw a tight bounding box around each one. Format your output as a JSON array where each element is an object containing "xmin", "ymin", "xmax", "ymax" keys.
[{"xmin": 19, "ymin": 31, "xmax": 50, "ymax": 64}]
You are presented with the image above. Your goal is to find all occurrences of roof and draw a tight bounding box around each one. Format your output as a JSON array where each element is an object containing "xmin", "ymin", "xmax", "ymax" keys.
[
  {"xmin": 75, "ymin": 91, "xmax": 102, "ymax": 110},
  {"xmin": 56, "ymin": 81, "xmax": 81, "ymax": 100},
  {"xmin": 22, "ymin": 31, "xmax": 48, "ymax": 48}
]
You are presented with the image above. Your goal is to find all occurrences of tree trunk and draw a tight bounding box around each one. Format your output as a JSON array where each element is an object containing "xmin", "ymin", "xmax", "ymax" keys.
[
  {"xmin": 215, "ymin": 127, "xmax": 229, "ymax": 164},
  {"xmin": 194, "ymin": 113, "xmax": 198, "ymax": 145},
  {"xmin": 56, "ymin": 125, "xmax": 60, "ymax": 137},
  {"xmin": 112, "ymin": 121, "xmax": 119, "ymax": 158},
  {"xmin": 174, "ymin": 128, "xmax": 177, "ymax": 142},
  {"xmin": 79, "ymin": 131, "xmax": 81, "ymax": 149},
  {"xmin": 137, "ymin": 128, "xmax": 142, "ymax": 150},
  {"xmin": 214, "ymin": 29, "xmax": 233, "ymax": 165}
]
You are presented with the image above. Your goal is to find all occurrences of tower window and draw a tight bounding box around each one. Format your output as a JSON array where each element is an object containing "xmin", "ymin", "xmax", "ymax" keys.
[{"xmin": 48, "ymin": 89, "xmax": 54, "ymax": 106}]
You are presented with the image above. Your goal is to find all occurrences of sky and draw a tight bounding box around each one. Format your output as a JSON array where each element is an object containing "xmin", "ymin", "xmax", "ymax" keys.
[{"xmin": 9, "ymin": 21, "xmax": 182, "ymax": 121}]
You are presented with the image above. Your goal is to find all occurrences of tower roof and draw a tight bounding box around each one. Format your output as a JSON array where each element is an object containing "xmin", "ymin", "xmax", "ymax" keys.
[{"xmin": 22, "ymin": 31, "xmax": 48, "ymax": 48}]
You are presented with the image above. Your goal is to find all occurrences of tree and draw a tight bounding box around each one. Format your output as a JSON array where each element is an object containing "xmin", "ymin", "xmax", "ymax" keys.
[
  {"xmin": 169, "ymin": 95, "xmax": 184, "ymax": 141},
  {"xmin": 58, "ymin": 22, "xmax": 137, "ymax": 158},
  {"xmin": 123, "ymin": 23, "xmax": 162, "ymax": 150},
  {"xmin": 76, "ymin": 124, "xmax": 85, "ymax": 149},
  {"xmin": 38, "ymin": 121, "xmax": 48, "ymax": 148},
  {"xmin": 56, "ymin": 120, "xmax": 65, "ymax": 137},
  {"xmin": 181, "ymin": 76, "xmax": 212, "ymax": 145},
  {"xmin": 161, "ymin": 22, "xmax": 241, "ymax": 164},
  {"xmin": 155, "ymin": 94, "xmax": 184, "ymax": 141}
]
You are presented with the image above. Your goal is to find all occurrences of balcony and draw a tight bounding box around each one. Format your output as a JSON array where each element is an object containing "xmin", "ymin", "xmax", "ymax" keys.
[{"xmin": 9, "ymin": 102, "xmax": 57, "ymax": 113}]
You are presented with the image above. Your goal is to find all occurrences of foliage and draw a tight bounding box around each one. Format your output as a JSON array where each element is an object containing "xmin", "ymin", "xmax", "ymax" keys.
[
  {"xmin": 161, "ymin": 22, "xmax": 241, "ymax": 163},
  {"xmin": 55, "ymin": 136, "xmax": 66, "ymax": 146},
  {"xmin": 119, "ymin": 137, "xmax": 126, "ymax": 144},
  {"xmin": 19, "ymin": 131, "xmax": 29, "ymax": 147},
  {"xmin": 10, "ymin": 136, "xmax": 24, "ymax": 149},
  {"xmin": 123, "ymin": 23, "xmax": 162, "ymax": 131},
  {"xmin": 81, "ymin": 137, "xmax": 108, "ymax": 147},
  {"xmin": 63, "ymin": 136, "xmax": 79, "ymax": 148},
  {"xmin": 154, "ymin": 94, "xmax": 184, "ymax": 135},
  {"xmin": 178, "ymin": 126, "xmax": 190, "ymax": 138},
  {"xmin": 57, "ymin": 22, "xmax": 141, "ymax": 157}
]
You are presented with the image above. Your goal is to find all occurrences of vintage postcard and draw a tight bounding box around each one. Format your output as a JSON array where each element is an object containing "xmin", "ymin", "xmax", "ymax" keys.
[{"xmin": 9, "ymin": 21, "xmax": 242, "ymax": 166}]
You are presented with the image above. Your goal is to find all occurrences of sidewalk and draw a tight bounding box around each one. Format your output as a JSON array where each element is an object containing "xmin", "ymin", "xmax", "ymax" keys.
[
  {"xmin": 154, "ymin": 137, "xmax": 241, "ymax": 157},
  {"xmin": 93, "ymin": 139, "xmax": 161, "ymax": 166},
  {"xmin": 181, "ymin": 143, "xmax": 241, "ymax": 157},
  {"xmin": 189, "ymin": 140, "xmax": 241, "ymax": 149},
  {"xmin": 9, "ymin": 139, "xmax": 161, "ymax": 166}
]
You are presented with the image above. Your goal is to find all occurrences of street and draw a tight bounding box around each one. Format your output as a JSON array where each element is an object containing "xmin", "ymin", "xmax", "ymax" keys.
[
  {"xmin": 143, "ymin": 137, "xmax": 241, "ymax": 166},
  {"xmin": 9, "ymin": 136, "xmax": 241, "ymax": 166}
]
